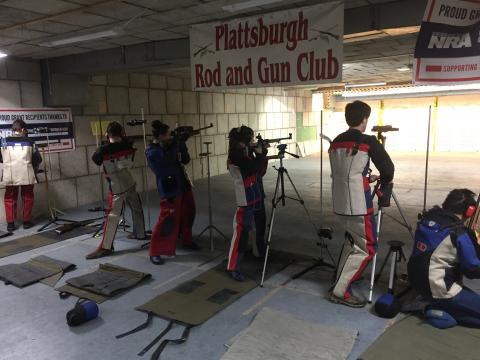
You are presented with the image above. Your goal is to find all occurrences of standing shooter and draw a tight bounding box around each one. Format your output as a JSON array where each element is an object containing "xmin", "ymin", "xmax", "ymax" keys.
[
  {"xmin": 146, "ymin": 120, "xmax": 197, "ymax": 265},
  {"xmin": 227, "ymin": 125, "xmax": 267, "ymax": 281},
  {"xmin": 328, "ymin": 100, "xmax": 394, "ymax": 308},
  {"xmin": 86, "ymin": 121, "xmax": 147, "ymax": 259},
  {"xmin": 0, "ymin": 120, "xmax": 42, "ymax": 231}
]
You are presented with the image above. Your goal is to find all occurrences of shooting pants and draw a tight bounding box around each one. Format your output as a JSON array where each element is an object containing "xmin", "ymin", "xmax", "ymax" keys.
[
  {"xmin": 4, "ymin": 185, "xmax": 34, "ymax": 223},
  {"xmin": 228, "ymin": 206, "xmax": 254, "ymax": 271},
  {"xmin": 99, "ymin": 186, "xmax": 146, "ymax": 250},
  {"xmin": 149, "ymin": 190, "xmax": 196, "ymax": 256},
  {"xmin": 332, "ymin": 214, "xmax": 377, "ymax": 299},
  {"xmin": 432, "ymin": 287, "xmax": 480, "ymax": 328}
]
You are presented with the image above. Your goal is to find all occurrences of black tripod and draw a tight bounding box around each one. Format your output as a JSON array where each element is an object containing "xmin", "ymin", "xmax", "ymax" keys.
[{"xmin": 260, "ymin": 144, "xmax": 335, "ymax": 286}]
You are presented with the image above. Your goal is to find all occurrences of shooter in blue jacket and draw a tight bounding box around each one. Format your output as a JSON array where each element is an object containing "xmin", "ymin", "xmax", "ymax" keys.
[
  {"xmin": 408, "ymin": 189, "xmax": 480, "ymax": 328},
  {"xmin": 146, "ymin": 120, "xmax": 197, "ymax": 265}
]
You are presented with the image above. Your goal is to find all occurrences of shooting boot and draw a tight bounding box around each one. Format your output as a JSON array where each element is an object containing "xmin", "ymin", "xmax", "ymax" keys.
[
  {"xmin": 7, "ymin": 222, "xmax": 16, "ymax": 232},
  {"xmin": 86, "ymin": 247, "xmax": 114, "ymax": 260},
  {"xmin": 329, "ymin": 293, "xmax": 366, "ymax": 308},
  {"xmin": 150, "ymin": 256, "xmax": 165, "ymax": 265},
  {"xmin": 23, "ymin": 221, "xmax": 34, "ymax": 229},
  {"xmin": 229, "ymin": 270, "xmax": 246, "ymax": 282}
]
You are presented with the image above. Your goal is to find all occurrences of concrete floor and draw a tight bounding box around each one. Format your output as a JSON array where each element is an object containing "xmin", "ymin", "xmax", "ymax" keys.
[{"xmin": 0, "ymin": 152, "xmax": 479, "ymax": 360}]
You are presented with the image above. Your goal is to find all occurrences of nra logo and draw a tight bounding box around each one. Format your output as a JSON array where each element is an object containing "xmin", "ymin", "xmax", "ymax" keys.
[
  {"xmin": 416, "ymin": 241, "xmax": 427, "ymax": 252},
  {"xmin": 428, "ymin": 32, "xmax": 472, "ymax": 49}
]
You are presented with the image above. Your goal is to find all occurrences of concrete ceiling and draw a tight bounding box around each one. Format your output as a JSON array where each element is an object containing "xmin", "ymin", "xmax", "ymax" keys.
[{"xmin": 0, "ymin": 0, "xmax": 425, "ymax": 84}]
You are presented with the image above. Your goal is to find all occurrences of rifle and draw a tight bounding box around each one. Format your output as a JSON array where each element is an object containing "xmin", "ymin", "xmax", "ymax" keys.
[
  {"xmin": 54, "ymin": 218, "xmax": 97, "ymax": 235},
  {"xmin": 255, "ymin": 133, "xmax": 292, "ymax": 149},
  {"xmin": 172, "ymin": 123, "xmax": 214, "ymax": 141}
]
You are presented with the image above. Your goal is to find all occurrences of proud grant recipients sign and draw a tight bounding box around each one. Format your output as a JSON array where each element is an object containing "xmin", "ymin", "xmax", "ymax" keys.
[{"xmin": 190, "ymin": 1, "xmax": 344, "ymax": 90}]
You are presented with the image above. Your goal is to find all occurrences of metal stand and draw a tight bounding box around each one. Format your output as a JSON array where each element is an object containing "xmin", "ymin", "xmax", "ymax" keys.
[
  {"xmin": 260, "ymin": 145, "xmax": 335, "ymax": 287},
  {"xmin": 375, "ymin": 240, "xmax": 406, "ymax": 294},
  {"xmin": 196, "ymin": 142, "xmax": 228, "ymax": 250},
  {"xmin": 38, "ymin": 131, "xmax": 76, "ymax": 232},
  {"xmin": 368, "ymin": 127, "xmax": 415, "ymax": 302},
  {"xmin": 423, "ymin": 105, "xmax": 432, "ymax": 214},
  {"xmin": 140, "ymin": 108, "xmax": 151, "ymax": 231}
]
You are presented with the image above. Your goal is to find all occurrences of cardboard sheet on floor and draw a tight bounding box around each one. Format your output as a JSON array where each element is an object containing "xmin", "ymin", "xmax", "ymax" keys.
[
  {"xmin": 222, "ymin": 307, "xmax": 358, "ymax": 360},
  {"xmin": 56, "ymin": 263, "xmax": 151, "ymax": 303},
  {"xmin": 0, "ymin": 255, "xmax": 75, "ymax": 287},
  {"xmin": 136, "ymin": 256, "xmax": 290, "ymax": 326},
  {"xmin": 359, "ymin": 315, "xmax": 480, "ymax": 360},
  {"xmin": 0, "ymin": 226, "xmax": 96, "ymax": 259}
]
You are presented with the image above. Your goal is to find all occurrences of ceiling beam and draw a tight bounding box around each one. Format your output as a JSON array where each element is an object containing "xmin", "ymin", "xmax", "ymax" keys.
[{"xmin": 43, "ymin": 0, "xmax": 427, "ymax": 75}]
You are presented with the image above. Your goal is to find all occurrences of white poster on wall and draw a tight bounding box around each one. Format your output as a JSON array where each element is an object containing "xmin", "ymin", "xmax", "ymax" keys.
[
  {"xmin": 190, "ymin": 1, "xmax": 344, "ymax": 91},
  {"xmin": 414, "ymin": 0, "xmax": 480, "ymax": 84},
  {"xmin": 0, "ymin": 108, "xmax": 75, "ymax": 152}
]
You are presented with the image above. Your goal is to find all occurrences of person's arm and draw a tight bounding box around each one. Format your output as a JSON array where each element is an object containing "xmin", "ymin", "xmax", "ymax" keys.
[
  {"xmin": 229, "ymin": 146, "xmax": 263, "ymax": 176},
  {"xmin": 32, "ymin": 145, "xmax": 42, "ymax": 168},
  {"xmin": 456, "ymin": 231, "xmax": 480, "ymax": 279},
  {"xmin": 178, "ymin": 141, "xmax": 190, "ymax": 165},
  {"xmin": 92, "ymin": 144, "xmax": 106, "ymax": 166},
  {"xmin": 368, "ymin": 137, "xmax": 395, "ymax": 184}
]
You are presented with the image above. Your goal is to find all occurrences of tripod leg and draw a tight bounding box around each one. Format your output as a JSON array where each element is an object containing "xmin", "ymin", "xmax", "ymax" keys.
[
  {"xmin": 368, "ymin": 209, "xmax": 382, "ymax": 303},
  {"xmin": 212, "ymin": 225, "xmax": 229, "ymax": 241},
  {"xmin": 374, "ymin": 248, "xmax": 392, "ymax": 283},
  {"xmin": 392, "ymin": 191, "xmax": 415, "ymax": 241},
  {"xmin": 260, "ymin": 170, "xmax": 282, "ymax": 287},
  {"xmin": 388, "ymin": 250, "xmax": 397, "ymax": 294}
]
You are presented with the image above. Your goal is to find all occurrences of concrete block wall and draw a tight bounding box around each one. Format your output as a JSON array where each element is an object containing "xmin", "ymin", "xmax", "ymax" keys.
[
  {"xmin": 0, "ymin": 59, "xmax": 319, "ymax": 223},
  {"xmin": 74, "ymin": 73, "xmax": 318, "ymax": 210}
]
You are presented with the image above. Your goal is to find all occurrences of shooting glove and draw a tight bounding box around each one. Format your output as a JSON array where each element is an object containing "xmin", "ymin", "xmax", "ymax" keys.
[{"xmin": 377, "ymin": 182, "xmax": 393, "ymax": 207}]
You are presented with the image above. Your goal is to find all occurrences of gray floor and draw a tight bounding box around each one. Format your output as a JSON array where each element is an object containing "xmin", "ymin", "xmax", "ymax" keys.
[{"xmin": 0, "ymin": 152, "xmax": 479, "ymax": 360}]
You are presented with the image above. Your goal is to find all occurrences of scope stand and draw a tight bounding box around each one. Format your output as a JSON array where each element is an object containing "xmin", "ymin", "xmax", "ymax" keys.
[
  {"xmin": 367, "ymin": 130, "xmax": 415, "ymax": 302},
  {"xmin": 38, "ymin": 135, "xmax": 76, "ymax": 232},
  {"xmin": 196, "ymin": 142, "xmax": 228, "ymax": 251},
  {"xmin": 260, "ymin": 150, "xmax": 335, "ymax": 287}
]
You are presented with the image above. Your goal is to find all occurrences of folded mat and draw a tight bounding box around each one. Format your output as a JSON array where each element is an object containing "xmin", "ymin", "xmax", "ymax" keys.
[
  {"xmin": 0, "ymin": 255, "xmax": 76, "ymax": 287},
  {"xmin": 359, "ymin": 315, "xmax": 480, "ymax": 360},
  {"xmin": 56, "ymin": 263, "xmax": 151, "ymax": 303},
  {"xmin": 0, "ymin": 226, "xmax": 96, "ymax": 259},
  {"xmin": 222, "ymin": 307, "xmax": 358, "ymax": 360}
]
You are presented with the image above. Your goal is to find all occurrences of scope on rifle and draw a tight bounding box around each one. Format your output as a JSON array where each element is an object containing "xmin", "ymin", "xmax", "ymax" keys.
[
  {"xmin": 256, "ymin": 133, "xmax": 292, "ymax": 145},
  {"xmin": 371, "ymin": 125, "xmax": 399, "ymax": 133}
]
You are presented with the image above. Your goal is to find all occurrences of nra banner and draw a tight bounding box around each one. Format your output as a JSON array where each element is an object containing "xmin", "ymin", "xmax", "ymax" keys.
[
  {"xmin": 0, "ymin": 108, "xmax": 75, "ymax": 152},
  {"xmin": 414, "ymin": 0, "xmax": 480, "ymax": 84},
  {"xmin": 190, "ymin": 1, "xmax": 343, "ymax": 90}
]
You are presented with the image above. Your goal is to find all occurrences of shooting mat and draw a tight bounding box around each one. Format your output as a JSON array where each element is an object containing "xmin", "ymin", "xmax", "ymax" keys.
[
  {"xmin": 222, "ymin": 307, "xmax": 358, "ymax": 360},
  {"xmin": 0, "ymin": 226, "xmax": 95, "ymax": 259},
  {"xmin": 57, "ymin": 263, "xmax": 151, "ymax": 303},
  {"xmin": 0, "ymin": 255, "xmax": 75, "ymax": 287},
  {"xmin": 359, "ymin": 315, "xmax": 479, "ymax": 360},
  {"xmin": 137, "ymin": 255, "xmax": 290, "ymax": 326}
]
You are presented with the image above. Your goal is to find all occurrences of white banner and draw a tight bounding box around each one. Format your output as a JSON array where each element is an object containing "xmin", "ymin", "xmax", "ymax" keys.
[
  {"xmin": 414, "ymin": 0, "xmax": 480, "ymax": 84},
  {"xmin": 0, "ymin": 108, "xmax": 75, "ymax": 152},
  {"xmin": 190, "ymin": 1, "xmax": 343, "ymax": 90}
]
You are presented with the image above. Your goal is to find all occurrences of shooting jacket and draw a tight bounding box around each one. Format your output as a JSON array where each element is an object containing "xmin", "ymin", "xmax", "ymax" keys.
[
  {"xmin": 228, "ymin": 144, "xmax": 265, "ymax": 207},
  {"xmin": 0, "ymin": 136, "xmax": 42, "ymax": 186},
  {"xmin": 329, "ymin": 129, "xmax": 394, "ymax": 216},
  {"xmin": 146, "ymin": 139, "xmax": 191, "ymax": 199},
  {"xmin": 92, "ymin": 139, "xmax": 136, "ymax": 195},
  {"xmin": 408, "ymin": 207, "xmax": 480, "ymax": 299}
]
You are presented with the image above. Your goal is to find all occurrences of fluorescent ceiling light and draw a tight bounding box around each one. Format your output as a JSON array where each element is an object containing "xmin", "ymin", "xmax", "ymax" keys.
[
  {"xmin": 223, "ymin": 0, "xmax": 283, "ymax": 12},
  {"xmin": 40, "ymin": 28, "xmax": 124, "ymax": 47},
  {"xmin": 345, "ymin": 82, "xmax": 387, "ymax": 89},
  {"xmin": 0, "ymin": 51, "xmax": 7, "ymax": 58},
  {"xmin": 342, "ymin": 84, "xmax": 480, "ymax": 98},
  {"xmin": 396, "ymin": 67, "xmax": 410, "ymax": 72}
]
